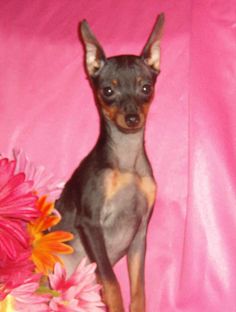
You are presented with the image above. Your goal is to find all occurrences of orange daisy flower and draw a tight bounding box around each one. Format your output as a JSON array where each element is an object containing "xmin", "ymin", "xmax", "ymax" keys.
[{"xmin": 28, "ymin": 196, "xmax": 74, "ymax": 275}]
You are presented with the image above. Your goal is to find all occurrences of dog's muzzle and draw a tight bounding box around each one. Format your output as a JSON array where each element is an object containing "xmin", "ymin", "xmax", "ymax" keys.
[{"xmin": 125, "ymin": 113, "xmax": 141, "ymax": 128}]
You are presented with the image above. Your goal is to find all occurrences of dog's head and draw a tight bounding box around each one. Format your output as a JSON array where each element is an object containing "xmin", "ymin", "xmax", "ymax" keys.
[{"xmin": 80, "ymin": 14, "xmax": 164, "ymax": 133}]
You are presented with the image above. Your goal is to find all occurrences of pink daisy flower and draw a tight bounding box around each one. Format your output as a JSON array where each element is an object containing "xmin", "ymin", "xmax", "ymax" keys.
[
  {"xmin": 12, "ymin": 149, "xmax": 64, "ymax": 201},
  {"xmin": 0, "ymin": 274, "xmax": 50, "ymax": 312},
  {"xmin": 0, "ymin": 249, "xmax": 35, "ymax": 299},
  {"xmin": 0, "ymin": 158, "xmax": 39, "ymax": 260},
  {"xmin": 48, "ymin": 258, "xmax": 105, "ymax": 312}
]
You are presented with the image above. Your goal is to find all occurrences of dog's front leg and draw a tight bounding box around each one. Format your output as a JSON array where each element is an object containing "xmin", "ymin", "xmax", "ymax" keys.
[
  {"xmin": 78, "ymin": 216, "xmax": 125, "ymax": 312},
  {"xmin": 127, "ymin": 216, "xmax": 150, "ymax": 312}
]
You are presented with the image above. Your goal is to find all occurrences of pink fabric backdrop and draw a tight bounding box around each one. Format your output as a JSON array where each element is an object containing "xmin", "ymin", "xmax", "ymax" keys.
[{"xmin": 1, "ymin": 0, "xmax": 236, "ymax": 311}]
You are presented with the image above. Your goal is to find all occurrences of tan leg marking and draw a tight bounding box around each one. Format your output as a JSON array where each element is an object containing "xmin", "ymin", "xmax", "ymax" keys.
[
  {"xmin": 100, "ymin": 279, "xmax": 125, "ymax": 312},
  {"xmin": 128, "ymin": 252, "xmax": 145, "ymax": 312},
  {"xmin": 138, "ymin": 176, "xmax": 157, "ymax": 209}
]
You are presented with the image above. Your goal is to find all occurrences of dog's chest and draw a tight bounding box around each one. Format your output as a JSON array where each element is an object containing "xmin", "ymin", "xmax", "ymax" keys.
[
  {"xmin": 103, "ymin": 169, "xmax": 156, "ymax": 213},
  {"xmin": 100, "ymin": 169, "xmax": 156, "ymax": 263}
]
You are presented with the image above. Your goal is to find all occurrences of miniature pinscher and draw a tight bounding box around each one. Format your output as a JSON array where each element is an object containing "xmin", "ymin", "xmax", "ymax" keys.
[{"xmin": 56, "ymin": 14, "xmax": 165, "ymax": 312}]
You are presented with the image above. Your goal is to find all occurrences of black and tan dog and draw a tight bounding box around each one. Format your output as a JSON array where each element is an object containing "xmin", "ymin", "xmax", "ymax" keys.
[{"xmin": 56, "ymin": 14, "xmax": 164, "ymax": 312}]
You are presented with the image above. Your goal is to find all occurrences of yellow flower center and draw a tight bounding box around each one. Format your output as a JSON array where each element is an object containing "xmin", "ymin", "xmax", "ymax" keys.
[
  {"xmin": 61, "ymin": 300, "xmax": 70, "ymax": 306},
  {"xmin": 0, "ymin": 294, "xmax": 15, "ymax": 312}
]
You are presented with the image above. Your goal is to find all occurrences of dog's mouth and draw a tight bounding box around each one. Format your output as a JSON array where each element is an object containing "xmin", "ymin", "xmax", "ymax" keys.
[{"xmin": 116, "ymin": 124, "xmax": 144, "ymax": 134}]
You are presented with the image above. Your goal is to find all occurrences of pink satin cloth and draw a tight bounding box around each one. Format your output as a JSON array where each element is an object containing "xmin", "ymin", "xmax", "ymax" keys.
[{"xmin": 1, "ymin": 1, "xmax": 236, "ymax": 311}]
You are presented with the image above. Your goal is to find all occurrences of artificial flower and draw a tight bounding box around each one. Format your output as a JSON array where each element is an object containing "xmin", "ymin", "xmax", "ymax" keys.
[
  {"xmin": 12, "ymin": 149, "xmax": 64, "ymax": 200},
  {"xmin": 0, "ymin": 158, "xmax": 39, "ymax": 260},
  {"xmin": 0, "ymin": 274, "xmax": 49, "ymax": 312},
  {"xmin": 0, "ymin": 249, "xmax": 35, "ymax": 299},
  {"xmin": 28, "ymin": 196, "xmax": 74, "ymax": 275},
  {"xmin": 48, "ymin": 258, "xmax": 105, "ymax": 312}
]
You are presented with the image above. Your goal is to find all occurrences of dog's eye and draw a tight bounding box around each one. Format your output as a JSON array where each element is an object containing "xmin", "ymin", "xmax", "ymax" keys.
[
  {"xmin": 142, "ymin": 84, "xmax": 152, "ymax": 95},
  {"xmin": 103, "ymin": 87, "xmax": 114, "ymax": 97}
]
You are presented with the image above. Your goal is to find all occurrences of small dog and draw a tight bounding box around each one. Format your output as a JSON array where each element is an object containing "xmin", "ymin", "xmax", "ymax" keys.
[{"xmin": 56, "ymin": 14, "xmax": 164, "ymax": 312}]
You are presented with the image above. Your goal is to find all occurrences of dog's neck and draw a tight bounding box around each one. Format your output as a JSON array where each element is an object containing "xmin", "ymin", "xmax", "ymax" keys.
[{"xmin": 99, "ymin": 119, "xmax": 146, "ymax": 171}]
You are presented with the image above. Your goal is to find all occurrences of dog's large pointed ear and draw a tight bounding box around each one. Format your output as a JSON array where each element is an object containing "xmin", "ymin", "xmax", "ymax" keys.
[
  {"xmin": 80, "ymin": 20, "xmax": 106, "ymax": 77},
  {"xmin": 141, "ymin": 13, "xmax": 165, "ymax": 73}
]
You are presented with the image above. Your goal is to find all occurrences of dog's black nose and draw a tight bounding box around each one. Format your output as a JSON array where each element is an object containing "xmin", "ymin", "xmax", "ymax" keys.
[{"xmin": 125, "ymin": 114, "xmax": 140, "ymax": 127}]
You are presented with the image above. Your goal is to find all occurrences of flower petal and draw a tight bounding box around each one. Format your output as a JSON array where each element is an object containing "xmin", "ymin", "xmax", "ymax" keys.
[
  {"xmin": 0, "ymin": 218, "xmax": 29, "ymax": 259},
  {"xmin": 38, "ymin": 231, "xmax": 74, "ymax": 243},
  {"xmin": 48, "ymin": 262, "xmax": 66, "ymax": 290},
  {"xmin": 12, "ymin": 149, "xmax": 64, "ymax": 201},
  {"xmin": 32, "ymin": 252, "xmax": 60, "ymax": 274},
  {"xmin": 35, "ymin": 240, "xmax": 74, "ymax": 254},
  {"xmin": 0, "ymin": 159, "xmax": 15, "ymax": 190}
]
